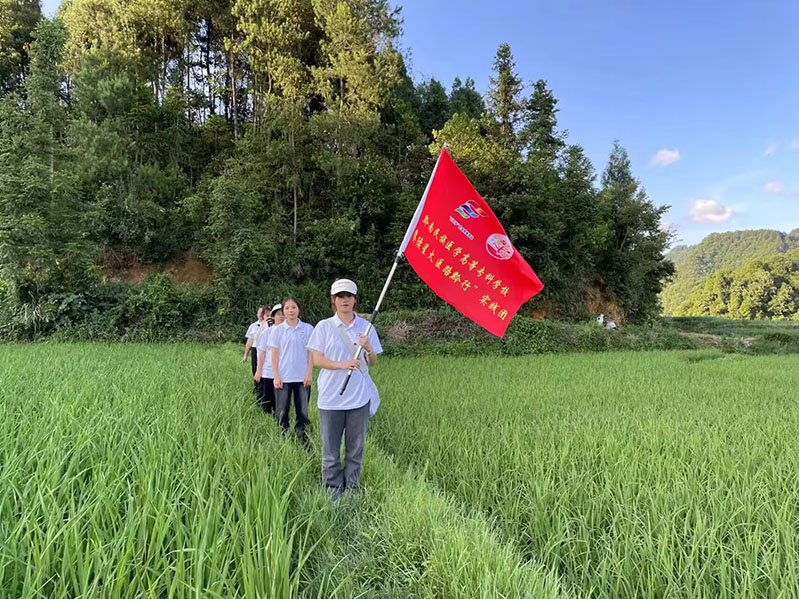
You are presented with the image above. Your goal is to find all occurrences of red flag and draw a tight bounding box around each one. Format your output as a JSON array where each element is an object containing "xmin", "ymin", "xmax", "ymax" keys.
[{"xmin": 400, "ymin": 147, "xmax": 543, "ymax": 337}]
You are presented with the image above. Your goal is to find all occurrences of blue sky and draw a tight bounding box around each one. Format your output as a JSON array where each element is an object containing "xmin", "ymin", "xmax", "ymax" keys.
[
  {"xmin": 42, "ymin": 0, "xmax": 799, "ymax": 247},
  {"xmin": 397, "ymin": 0, "xmax": 799, "ymax": 247}
]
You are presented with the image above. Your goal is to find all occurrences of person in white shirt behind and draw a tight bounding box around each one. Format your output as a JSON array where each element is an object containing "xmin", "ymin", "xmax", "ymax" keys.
[
  {"xmin": 269, "ymin": 297, "xmax": 314, "ymax": 437},
  {"xmin": 254, "ymin": 304, "xmax": 284, "ymax": 415},
  {"xmin": 242, "ymin": 306, "xmax": 266, "ymax": 394},
  {"xmin": 307, "ymin": 278, "xmax": 382, "ymax": 497}
]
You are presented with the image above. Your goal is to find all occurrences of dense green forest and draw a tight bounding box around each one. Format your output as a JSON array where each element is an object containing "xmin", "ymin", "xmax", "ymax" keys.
[
  {"xmin": 0, "ymin": 0, "xmax": 673, "ymax": 340},
  {"xmin": 663, "ymin": 229, "xmax": 799, "ymax": 315},
  {"xmin": 673, "ymin": 249, "xmax": 799, "ymax": 320}
]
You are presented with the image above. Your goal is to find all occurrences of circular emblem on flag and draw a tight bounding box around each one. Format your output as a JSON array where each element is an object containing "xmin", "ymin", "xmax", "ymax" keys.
[{"xmin": 486, "ymin": 234, "xmax": 514, "ymax": 260}]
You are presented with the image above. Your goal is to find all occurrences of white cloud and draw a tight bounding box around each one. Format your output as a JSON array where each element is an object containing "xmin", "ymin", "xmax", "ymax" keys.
[
  {"xmin": 791, "ymin": 139, "xmax": 799, "ymax": 150},
  {"xmin": 764, "ymin": 182, "xmax": 785, "ymax": 194},
  {"xmin": 652, "ymin": 149, "xmax": 681, "ymax": 166},
  {"xmin": 688, "ymin": 199, "xmax": 733, "ymax": 224},
  {"xmin": 765, "ymin": 143, "xmax": 778, "ymax": 156}
]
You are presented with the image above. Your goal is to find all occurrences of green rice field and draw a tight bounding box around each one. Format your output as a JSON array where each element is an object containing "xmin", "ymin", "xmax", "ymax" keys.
[{"xmin": 1, "ymin": 344, "xmax": 798, "ymax": 598}]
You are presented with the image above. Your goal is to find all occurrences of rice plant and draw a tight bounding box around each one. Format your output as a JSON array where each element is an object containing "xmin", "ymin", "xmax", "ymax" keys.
[
  {"xmin": 371, "ymin": 350, "xmax": 799, "ymax": 599},
  {"xmin": 0, "ymin": 344, "xmax": 325, "ymax": 598},
  {"xmin": 0, "ymin": 343, "xmax": 560, "ymax": 598}
]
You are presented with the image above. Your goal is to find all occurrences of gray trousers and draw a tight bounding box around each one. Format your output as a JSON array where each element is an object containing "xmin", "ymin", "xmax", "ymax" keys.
[{"xmin": 319, "ymin": 402, "xmax": 370, "ymax": 492}]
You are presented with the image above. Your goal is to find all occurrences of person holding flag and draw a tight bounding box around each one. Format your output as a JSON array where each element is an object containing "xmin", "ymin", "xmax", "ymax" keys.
[
  {"xmin": 307, "ymin": 279, "xmax": 382, "ymax": 497},
  {"xmin": 311, "ymin": 146, "xmax": 542, "ymax": 496}
]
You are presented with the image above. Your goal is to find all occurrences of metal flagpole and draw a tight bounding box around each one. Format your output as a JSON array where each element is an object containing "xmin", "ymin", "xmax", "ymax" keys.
[{"xmin": 339, "ymin": 146, "xmax": 448, "ymax": 395}]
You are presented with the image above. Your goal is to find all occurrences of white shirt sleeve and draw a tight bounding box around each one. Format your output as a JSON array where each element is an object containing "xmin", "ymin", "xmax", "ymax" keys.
[
  {"xmin": 369, "ymin": 326, "xmax": 383, "ymax": 355},
  {"xmin": 254, "ymin": 328, "xmax": 270, "ymax": 352},
  {"xmin": 267, "ymin": 324, "xmax": 281, "ymax": 349},
  {"xmin": 307, "ymin": 321, "xmax": 327, "ymax": 353}
]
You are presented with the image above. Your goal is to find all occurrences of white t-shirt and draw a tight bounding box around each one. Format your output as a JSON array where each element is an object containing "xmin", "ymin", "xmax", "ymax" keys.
[
  {"xmin": 254, "ymin": 326, "xmax": 275, "ymax": 379},
  {"xmin": 245, "ymin": 321, "xmax": 260, "ymax": 340},
  {"xmin": 307, "ymin": 314, "xmax": 383, "ymax": 411},
  {"xmin": 268, "ymin": 319, "xmax": 314, "ymax": 383}
]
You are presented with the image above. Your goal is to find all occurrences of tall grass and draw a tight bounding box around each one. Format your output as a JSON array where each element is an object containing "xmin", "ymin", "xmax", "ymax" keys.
[
  {"xmin": 0, "ymin": 343, "xmax": 563, "ymax": 598},
  {"xmin": 0, "ymin": 344, "xmax": 329, "ymax": 598},
  {"xmin": 371, "ymin": 350, "xmax": 799, "ymax": 598},
  {"xmin": 298, "ymin": 444, "xmax": 564, "ymax": 598},
  {"xmin": 7, "ymin": 343, "xmax": 796, "ymax": 597}
]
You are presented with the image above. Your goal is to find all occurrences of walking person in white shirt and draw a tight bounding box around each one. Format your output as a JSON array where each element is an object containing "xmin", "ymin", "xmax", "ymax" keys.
[
  {"xmin": 254, "ymin": 304, "xmax": 284, "ymax": 415},
  {"xmin": 242, "ymin": 306, "xmax": 266, "ymax": 394},
  {"xmin": 307, "ymin": 279, "xmax": 382, "ymax": 496},
  {"xmin": 269, "ymin": 298, "xmax": 314, "ymax": 437}
]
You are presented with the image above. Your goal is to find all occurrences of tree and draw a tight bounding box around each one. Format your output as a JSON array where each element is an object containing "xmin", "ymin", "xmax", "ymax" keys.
[
  {"xmin": 598, "ymin": 141, "xmax": 674, "ymax": 320},
  {"xmin": 676, "ymin": 250, "xmax": 799, "ymax": 320},
  {"xmin": 431, "ymin": 112, "xmax": 520, "ymax": 195},
  {"xmin": 487, "ymin": 43, "xmax": 522, "ymax": 140},
  {"xmin": 312, "ymin": 0, "xmax": 402, "ymax": 114},
  {"xmin": 662, "ymin": 229, "xmax": 797, "ymax": 315},
  {"xmin": 0, "ymin": 7, "xmax": 677, "ymax": 336},
  {"xmin": 520, "ymin": 79, "xmax": 564, "ymax": 162},
  {"xmin": 449, "ymin": 75, "xmax": 483, "ymax": 119},
  {"xmin": 416, "ymin": 77, "xmax": 449, "ymax": 139},
  {"xmin": 0, "ymin": 18, "xmax": 96, "ymax": 338},
  {"xmin": 61, "ymin": 0, "xmax": 192, "ymax": 101},
  {"xmin": 769, "ymin": 280, "xmax": 799, "ymax": 319},
  {"xmin": 0, "ymin": 0, "xmax": 41, "ymax": 93},
  {"xmin": 555, "ymin": 145, "xmax": 607, "ymax": 304},
  {"xmin": 601, "ymin": 140, "xmax": 635, "ymax": 189},
  {"xmin": 68, "ymin": 48, "xmax": 199, "ymax": 262},
  {"xmin": 379, "ymin": 63, "xmax": 427, "ymax": 169},
  {"xmin": 232, "ymin": 0, "xmax": 314, "ymax": 118}
]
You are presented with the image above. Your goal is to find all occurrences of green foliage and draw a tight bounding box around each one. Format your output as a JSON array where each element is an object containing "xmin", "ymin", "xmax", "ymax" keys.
[
  {"xmin": 666, "ymin": 316, "xmax": 799, "ymax": 355},
  {"xmin": 448, "ymin": 76, "xmax": 484, "ymax": 119},
  {"xmin": 68, "ymin": 48, "xmax": 204, "ymax": 261},
  {"xmin": 598, "ymin": 141, "xmax": 674, "ymax": 321},
  {"xmin": 500, "ymin": 317, "xmax": 567, "ymax": 355},
  {"xmin": 416, "ymin": 77, "xmax": 449, "ymax": 139},
  {"xmin": 662, "ymin": 229, "xmax": 798, "ymax": 315},
  {"xmin": 0, "ymin": 18, "xmax": 97, "ymax": 340},
  {"xmin": 0, "ymin": 0, "xmax": 40, "ymax": 93},
  {"xmin": 487, "ymin": 42, "xmax": 523, "ymax": 139},
  {"xmin": 120, "ymin": 273, "xmax": 207, "ymax": 336},
  {"xmin": 519, "ymin": 79, "xmax": 564, "ymax": 161},
  {"xmin": 675, "ymin": 249, "xmax": 799, "ymax": 320},
  {"xmin": 312, "ymin": 0, "xmax": 402, "ymax": 113},
  {"xmin": 0, "ymin": 10, "xmax": 674, "ymax": 339},
  {"xmin": 377, "ymin": 310, "xmax": 699, "ymax": 357}
]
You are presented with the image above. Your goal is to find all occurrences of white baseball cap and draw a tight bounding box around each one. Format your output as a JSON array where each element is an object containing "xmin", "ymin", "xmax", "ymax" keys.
[
  {"xmin": 270, "ymin": 303, "xmax": 282, "ymax": 315},
  {"xmin": 330, "ymin": 279, "xmax": 358, "ymax": 295}
]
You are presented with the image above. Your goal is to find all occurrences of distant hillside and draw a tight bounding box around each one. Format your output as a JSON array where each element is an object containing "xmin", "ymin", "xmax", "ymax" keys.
[
  {"xmin": 664, "ymin": 244, "xmax": 693, "ymax": 267},
  {"xmin": 661, "ymin": 229, "xmax": 799, "ymax": 315},
  {"xmin": 673, "ymin": 249, "xmax": 799, "ymax": 319}
]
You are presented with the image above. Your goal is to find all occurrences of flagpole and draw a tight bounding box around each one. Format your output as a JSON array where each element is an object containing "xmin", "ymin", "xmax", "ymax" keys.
[{"xmin": 339, "ymin": 146, "xmax": 448, "ymax": 395}]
